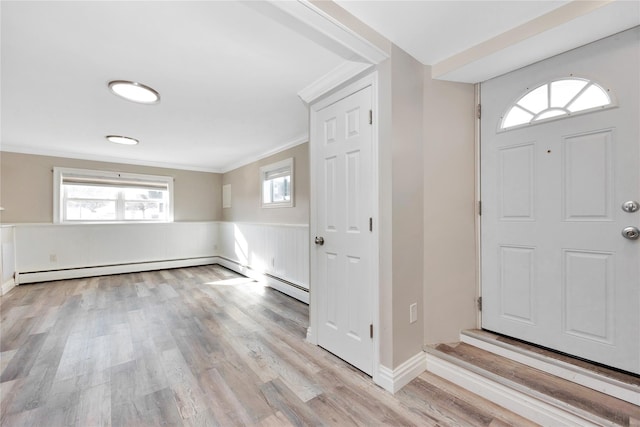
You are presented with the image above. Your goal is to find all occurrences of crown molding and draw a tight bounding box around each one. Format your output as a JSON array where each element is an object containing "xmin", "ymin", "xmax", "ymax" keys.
[
  {"xmin": 264, "ymin": 0, "xmax": 389, "ymax": 65},
  {"xmin": 219, "ymin": 134, "xmax": 309, "ymax": 174},
  {"xmin": 298, "ymin": 61, "xmax": 373, "ymax": 104},
  {"xmin": 0, "ymin": 144, "xmax": 223, "ymax": 174}
]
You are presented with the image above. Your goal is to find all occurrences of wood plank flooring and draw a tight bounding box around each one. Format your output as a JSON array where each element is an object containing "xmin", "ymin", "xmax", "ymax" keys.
[
  {"xmin": 434, "ymin": 342, "xmax": 640, "ymax": 425},
  {"xmin": 0, "ymin": 265, "xmax": 536, "ymax": 426}
]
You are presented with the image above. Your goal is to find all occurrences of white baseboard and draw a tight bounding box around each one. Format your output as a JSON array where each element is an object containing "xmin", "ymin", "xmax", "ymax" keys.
[
  {"xmin": 13, "ymin": 256, "xmax": 309, "ymax": 305},
  {"xmin": 425, "ymin": 354, "xmax": 600, "ymax": 427},
  {"xmin": 1, "ymin": 277, "xmax": 16, "ymax": 296},
  {"xmin": 306, "ymin": 326, "xmax": 316, "ymax": 344},
  {"xmin": 17, "ymin": 257, "xmax": 218, "ymax": 284},
  {"xmin": 377, "ymin": 351, "xmax": 427, "ymax": 394},
  {"xmin": 214, "ymin": 257, "xmax": 309, "ymax": 304}
]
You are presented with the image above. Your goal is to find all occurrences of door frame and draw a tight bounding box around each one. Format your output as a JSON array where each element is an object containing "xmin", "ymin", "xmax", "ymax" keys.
[
  {"xmin": 475, "ymin": 83, "xmax": 483, "ymax": 329},
  {"xmin": 307, "ymin": 72, "xmax": 380, "ymax": 383}
]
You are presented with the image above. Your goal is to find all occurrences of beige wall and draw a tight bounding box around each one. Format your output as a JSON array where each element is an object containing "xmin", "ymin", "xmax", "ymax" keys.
[
  {"xmin": 0, "ymin": 152, "xmax": 222, "ymax": 223},
  {"xmin": 221, "ymin": 143, "xmax": 309, "ymax": 225},
  {"xmin": 390, "ymin": 45, "xmax": 425, "ymax": 366},
  {"xmin": 423, "ymin": 70, "xmax": 478, "ymax": 345},
  {"xmin": 317, "ymin": 1, "xmax": 478, "ymax": 369},
  {"xmin": 377, "ymin": 56, "xmax": 394, "ymax": 369}
]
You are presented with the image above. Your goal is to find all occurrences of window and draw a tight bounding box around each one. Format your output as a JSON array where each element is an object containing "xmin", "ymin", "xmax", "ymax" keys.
[
  {"xmin": 260, "ymin": 158, "xmax": 293, "ymax": 208},
  {"xmin": 54, "ymin": 167, "xmax": 173, "ymax": 223},
  {"xmin": 500, "ymin": 77, "xmax": 613, "ymax": 130}
]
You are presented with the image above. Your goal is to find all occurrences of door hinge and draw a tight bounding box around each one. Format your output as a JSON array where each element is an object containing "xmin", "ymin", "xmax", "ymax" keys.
[
  {"xmin": 369, "ymin": 109, "xmax": 373, "ymax": 125},
  {"xmin": 476, "ymin": 104, "xmax": 481, "ymax": 119},
  {"xmin": 370, "ymin": 324, "xmax": 373, "ymax": 339},
  {"xmin": 477, "ymin": 296, "xmax": 482, "ymax": 311},
  {"xmin": 478, "ymin": 201, "xmax": 482, "ymax": 216},
  {"xmin": 369, "ymin": 217, "xmax": 373, "ymax": 232}
]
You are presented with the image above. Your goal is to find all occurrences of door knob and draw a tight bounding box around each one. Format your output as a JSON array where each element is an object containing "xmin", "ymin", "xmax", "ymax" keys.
[
  {"xmin": 622, "ymin": 201, "xmax": 640, "ymax": 213},
  {"xmin": 314, "ymin": 236, "xmax": 325, "ymax": 245},
  {"xmin": 622, "ymin": 226, "xmax": 640, "ymax": 240}
]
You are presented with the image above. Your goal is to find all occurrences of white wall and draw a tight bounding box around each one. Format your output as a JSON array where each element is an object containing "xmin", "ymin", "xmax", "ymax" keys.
[
  {"xmin": 217, "ymin": 221, "xmax": 309, "ymax": 290},
  {"xmin": 10, "ymin": 221, "xmax": 310, "ymax": 302},
  {"xmin": 14, "ymin": 222, "xmax": 217, "ymax": 283},
  {"xmin": 1, "ymin": 225, "xmax": 16, "ymax": 295}
]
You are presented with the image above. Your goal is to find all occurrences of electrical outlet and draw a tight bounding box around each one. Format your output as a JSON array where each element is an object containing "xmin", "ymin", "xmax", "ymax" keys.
[
  {"xmin": 409, "ymin": 303, "xmax": 417, "ymax": 324},
  {"xmin": 50, "ymin": 254, "xmax": 57, "ymax": 262}
]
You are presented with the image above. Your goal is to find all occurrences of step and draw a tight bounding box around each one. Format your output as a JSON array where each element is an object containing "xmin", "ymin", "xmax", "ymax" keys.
[
  {"xmin": 425, "ymin": 342, "xmax": 640, "ymax": 426},
  {"xmin": 461, "ymin": 329, "xmax": 640, "ymax": 406}
]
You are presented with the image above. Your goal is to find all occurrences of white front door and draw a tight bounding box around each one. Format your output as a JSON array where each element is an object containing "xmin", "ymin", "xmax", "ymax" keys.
[
  {"xmin": 312, "ymin": 85, "xmax": 373, "ymax": 375},
  {"xmin": 481, "ymin": 27, "xmax": 640, "ymax": 374}
]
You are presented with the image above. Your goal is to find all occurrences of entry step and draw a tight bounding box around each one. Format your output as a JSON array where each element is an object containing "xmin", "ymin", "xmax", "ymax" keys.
[
  {"xmin": 425, "ymin": 341, "xmax": 640, "ymax": 426},
  {"xmin": 461, "ymin": 329, "xmax": 640, "ymax": 405}
]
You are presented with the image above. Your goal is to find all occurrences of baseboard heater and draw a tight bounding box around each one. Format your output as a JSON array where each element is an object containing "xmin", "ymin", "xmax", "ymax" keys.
[
  {"xmin": 214, "ymin": 256, "xmax": 309, "ymax": 304},
  {"xmin": 16, "ymin": 255, "xmax": 309, "ymax": 304},
  {"xmin": 17, "ymin": 257, "xmax": 218, "ymax": 285}
]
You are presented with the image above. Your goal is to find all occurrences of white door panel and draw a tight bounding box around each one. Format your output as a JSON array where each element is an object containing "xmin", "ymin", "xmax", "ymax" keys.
[
  {"xmin": 481, "ymin": 27, "xmax": 639, "ymax": 374},
  {"xmin": 314, "ymin": 85, "xmax": 373, "ymax": 374}
]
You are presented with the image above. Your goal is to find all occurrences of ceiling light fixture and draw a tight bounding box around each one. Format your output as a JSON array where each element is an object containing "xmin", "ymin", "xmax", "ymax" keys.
[
  {"xmin": 108, "ymin": 80, "xmax": 160, "ymax": 104},
  {"xmin": 106, "ymin": 135, "xmax": 139, "ymax": 145}
]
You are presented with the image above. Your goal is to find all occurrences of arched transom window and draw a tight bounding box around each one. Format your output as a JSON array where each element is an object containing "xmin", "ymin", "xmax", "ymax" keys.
[{"xmin": 500, "ymin": 77, "xmax": 613, "ymax": 130}]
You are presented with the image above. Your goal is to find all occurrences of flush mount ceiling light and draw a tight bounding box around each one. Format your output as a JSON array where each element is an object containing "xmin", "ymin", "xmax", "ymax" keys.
[
  {"xmin": 106, "ymin": 135, "xmax": 139, "ymax": 145},
  {"xmin": 108, "ymin": 80, "xmax": 160, "ymax": 104}
]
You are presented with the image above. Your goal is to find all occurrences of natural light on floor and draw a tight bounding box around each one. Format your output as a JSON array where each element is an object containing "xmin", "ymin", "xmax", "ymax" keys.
[
  {"xmin": 204, "ymin": 277, "xmax": 267, "ymax": 294},
  {"xmin": 205, "ymin": 277, "xmax": 257, "ymax": 286}
]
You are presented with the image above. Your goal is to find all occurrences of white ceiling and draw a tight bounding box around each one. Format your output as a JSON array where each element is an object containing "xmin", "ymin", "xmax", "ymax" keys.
[
  {"xmin": 0, "ymin": 1, "xmax": 344, "ymax": 172},
  {"xmin": 336, "ymin": 0, "xmax": 640, "ymax": 82},
  {"xmin": 338, "ymin": 0, "xmax": 571, "ymax": 65},
  {"xmin": 2, "ymin": 1, "xmax": 638, "ymax": 172}
]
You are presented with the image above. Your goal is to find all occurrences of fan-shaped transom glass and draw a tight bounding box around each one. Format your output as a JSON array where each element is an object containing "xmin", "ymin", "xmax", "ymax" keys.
[{"xmin": 500, "ymin": 77, "xmax": 612, "ymax": 130}]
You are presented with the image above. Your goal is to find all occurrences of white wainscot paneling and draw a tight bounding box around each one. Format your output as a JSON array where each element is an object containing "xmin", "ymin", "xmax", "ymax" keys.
[
  {"xmin": 217, "ymin": 222, "xmax": 309, "ymax": 292},
  {"xmin": 1, "ymin": 225, "xmax": 16, "ymax": 295},
  {"xmin": 12, "ymin": 221, "xmax": 309, "ymax": 303},
  {"xmin": 14, "ymin": 222, "xmax": 218, "ymax": 282}
]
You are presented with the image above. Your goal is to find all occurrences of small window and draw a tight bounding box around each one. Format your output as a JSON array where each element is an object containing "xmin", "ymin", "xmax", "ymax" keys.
[
  {"xmin": 54, "ymin": 167, "xmax": 173, "ymax": 223},
  {"xmin": 260, "ymin": 158, "xmax": 294, "ymax": 208},
  {"xmin": 500, "ymin": 77, "xmax": 613, "ymax": 130}
]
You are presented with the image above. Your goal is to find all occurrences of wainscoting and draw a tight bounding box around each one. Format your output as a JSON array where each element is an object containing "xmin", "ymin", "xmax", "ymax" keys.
[
  {"xmin": 217, "ymin": 222, "xmax": 309, "ymax": 302},
  {"xmin": 9, "ymin": 221, "xmax": 310, "ymax": 302},
  {"xmin": 1, "ymin": 225, "xmax": 16, "ymax": 295}
]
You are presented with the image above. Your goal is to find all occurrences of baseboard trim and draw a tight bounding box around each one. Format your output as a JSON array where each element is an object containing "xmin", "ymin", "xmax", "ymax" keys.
[
  {"xmin": 425, "ymin": 353, "xmax": 600, "ymax": 427},
  {"xmin": 17, "ymin": 257, "xmax": 218, "ymax": 284},
  {"xmin": 377, "ymin": 351, "xmax": 426, "ymax": 394},
  {"xmin": 214, "ymin": 257, "xmax": 309, "ymax": 304},
  {"xmin": 1, "ymin": 277, "xmax": 16, "ymax": 296},
  {"xmin": 13, "ymin": 256, "xmax": 309, "ymax": 304}
]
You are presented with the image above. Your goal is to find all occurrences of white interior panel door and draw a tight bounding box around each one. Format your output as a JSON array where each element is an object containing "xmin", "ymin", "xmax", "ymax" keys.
[
  {"xmin": 481, "ymin": 27, "xmax": 640, "ymax": 374},
  {"xmin": 314, "ymin": 85, "xmax": 373, "ymax": 375}
]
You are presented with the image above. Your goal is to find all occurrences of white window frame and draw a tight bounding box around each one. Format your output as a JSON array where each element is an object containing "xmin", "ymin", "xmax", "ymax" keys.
[
  {"xmin": 498, "ymin": 76, "xmax": 617, "ymax": 132},
  {"xmin": 260, "ymin": 158, "xmax": 294, "ymax": 208},
  {"xmin": 53, "ymin": 167, "xmax": 174, "ymax": 224}
]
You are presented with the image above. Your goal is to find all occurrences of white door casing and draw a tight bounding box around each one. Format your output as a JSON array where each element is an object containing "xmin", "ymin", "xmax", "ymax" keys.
[
  {"xmin": 309, "ymin": 77, "xmax": 376, "ymax": 376},
  {"xmin": 480, "ymin": 27, "xmax": 640, "ymax": 374}
]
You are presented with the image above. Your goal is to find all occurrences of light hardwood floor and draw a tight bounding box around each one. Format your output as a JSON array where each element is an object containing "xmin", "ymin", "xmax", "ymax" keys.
[{"xmin": 0, "ymin": 265, "xmax": 536, "ymax": 426}]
